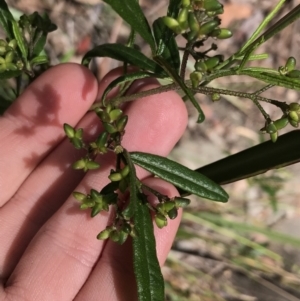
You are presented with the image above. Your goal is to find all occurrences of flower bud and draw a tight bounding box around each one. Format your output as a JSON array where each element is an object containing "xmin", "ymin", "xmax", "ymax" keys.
[
  {"xmin": 162, "ymin": 16, "xmax": 182, "ymax": 34},
  {"xmin": 162, "ymin": 201, "xmax": 175, "ymax": 212},
  {"xmin": 270, "ymin": 131, "xmax": 278, "ymax": 143},
  {"xmin": 188, "ymin": 12, "xmax": 200, "ymax": 33},
  {"xmin": 156, "ymin": 203, "xmax": 166, "ymax": 215},
  {"xmin": 7, "ymin": 63, "xmax": 17, "ymax": 71},
  {"xmin": 174, "ymin": 197, "xmax": 190, "ymax": 208},
  {"xmin": 109, "ymin": 108, "xmax": 123, "ymax": 121},
  {"xmin": 289, "ymin": 110, "xmax": 299, "ymax": 122},
  {"xmin": 287, "ymin": 70, "xmax": 300, "ymax": 78},
  {"xmin": 204, "ymin": 55, "xmax": 223, "ymax": 70},
  {"xmin": 190, "ymin": 71, "xmax": 202, "ymax": 88},
  {"xmin": 289, "ymin": 119, "xmax": 299, "ymax": 128},
  {"xmin": 285, "ymin": 57, "xmax": 296, "ymax": 72},
  {"xmin": 266, "ymin": 122, "xmax": 277, "ymax": 134},
  {"xmin": 0, "ymin": 39, "xmax": 7, "ymax": 47},
  {"xmin": 96, "ymin": 131, "xmax": 109, "ymax": 147},
  {"xmin": 109, "ymin": 230, "xmax": 121, "ymax": 242},
  {"xmin": 181, "ymin": 0, "xmax": 190, "ymax": 7},
  {"xmin": 167, "ymin": 207, "xmax": 178, "ymax": 219},
  {"xmin": 97, "ymin": 110, "xmax": 111, "ymax": 123},
  {"xmin": 97, "ymin": 228, "xmax": 112, "ymax": 240},
  {"xmin": 5, "ymin": 51, "xmax": 15, "ymax": 63},
  {"xmin": 177, "ymin": 7, "xmax": 189, "ymax": 30},
  {"xmin": 63, "ymin": 123, "xmax": 75, "ymax": 138},
  {"xmin": 121, "ymin": 165, "xmax": 130, "ymax": 178},
  {"xmin": 8, "ymin": 39, "xmax": 17, "ymax": 50},
  {"xmin": 72, "ymin": 159, "xmax": 87, "ymax": 170},
  {"xmin": 211, "ymin": 93, "xmax": 221, "ymax": 101},
  {"xmin": 103, "ymin": 122, "xmax": 117, "ymax": 134},
  {"xmin": 215, "ymin": 28, "xmax": 232, "ymax": 39},
  {"xmin": 195, "ymin": 60, "xmax": 207, "ymax": 72},
  {"xmin": 0, "ymin": 64, "xmax": 6, "ymax": 72},
  {"xmin": 73, "ymin": 191, "xmax": 87, "ymax": 202},
  {"xmin": 0, "ymin": 46, "xmax": 6, "ymax": 55},
  {"xmin": 116, "ymin": 115, "xmax": 128, "ymax": 132},
  {"xmin": 198, "ymin": 19, "xmax": 220, "ymax": 36},
  {"xmin": 86, "ymin": 161, "xmax": 100, "ymax": 170},
  {"xmin": 274, "ymin": 117, "xmax": 288, "ymax": 130},
  {"xmin": 109, "ymin": 172, "xmax": 123, "ymax": 182},
  {"xmin": 289, "ymin": 102, "xmax": 300, "ymax": 112},
  {"xmin": 203, "ymin": 0, "xmax": 223, "ymax": 12},
  {"xmin": 155, "ymin": 213, "xmax": 168, "ymax": 229},
  {"xmin": 117, "ymin": 230, "xmax": 129, "ymax": 244}
]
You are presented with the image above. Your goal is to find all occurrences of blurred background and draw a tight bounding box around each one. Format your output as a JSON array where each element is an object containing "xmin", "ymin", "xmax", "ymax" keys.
[{"xmin": 3, "ymin": 0, "xmax": 300, "ymax": 300}]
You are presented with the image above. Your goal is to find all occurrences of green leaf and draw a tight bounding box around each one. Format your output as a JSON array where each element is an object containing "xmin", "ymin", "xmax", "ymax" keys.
[
  {"xmin": 133, "ymin": 194, "xmax": 165, "ymax": 301},
  {"xmin": 153, "ymin": 17, "xmax": 180, "ymax": 73},
  {"xmin": 32, "ymin": 33, "xmax": 46, "ymax": 57},
  {"xmin": 188, "ymin": 130, "xmax": 300, "ymax": 186},
  {"xmin": 167, "ymin": 0, "xmax": 181, "ymax": 18},
  {"xmin": 0, "ymin": 0, "xmax": 14, "ymax": 39},
  {"xmin": 82, "ymin": 44, "xmax": 164, "ymax": 75},
  {"xmin": 12, "ymin": 20, "xmax": 28, "ymax": 61},
  {"xmin": 154, "ymin": 55, "xmax": 205, "ymax": 123},
  {"xmin": 101, "ymin": 71, "xmax": 160, "ymax": 106},
  {"xmin": 130, "ymin": 152, "xmax": 229, "ymax": 202},
  {"xmin": 103, "ymin": 0, "xmax": 156, "ymax": 52},
  {"xmin": 239, "ymin": 69, "xmax": 300, "ymax": 90},
  {"xmin": 239, "ymin": 5, "xmax": 300, "ymax": 69},
  {"xmin": 0, "ymin": 69, "xmax": 22, "ymax": 79},
  {"xmin": 31, "ymin": 12, "xmax": 57, "ymax": 56},
  {"xmin": 30, "ymin": 55, "xmax": 48, "ymax": 66}
]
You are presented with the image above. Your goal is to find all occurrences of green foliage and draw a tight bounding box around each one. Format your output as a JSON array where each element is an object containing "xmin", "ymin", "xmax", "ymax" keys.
[
  {"xmin": 130, "ymin": 152, "xmax": 228, "ymax": 202},
  {"xmin": 2, "ymin": 0, "xmax": 300, "ymax": 300}
]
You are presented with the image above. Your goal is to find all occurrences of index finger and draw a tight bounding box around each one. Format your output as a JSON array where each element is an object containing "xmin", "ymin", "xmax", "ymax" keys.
[{"xmin": 0, "ymin": 63, "xmax": 98, "ymax": 206}]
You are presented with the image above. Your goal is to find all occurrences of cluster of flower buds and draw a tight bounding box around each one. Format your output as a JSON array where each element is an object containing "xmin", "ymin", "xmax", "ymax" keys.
[
  {"xmin": 63, "ymin": 123, "xmax": 100, "ymax": 171},
  {"xmin": 260, "ymin": 102, "xmax": 300, "ymax": 142},
  {"xmin": 73, "ymin": 189, "xmax": 118, "ymax": 217},
  {"xmin": 108, "ymin": 165, "xmax": 130, "ymax": 193},
  {"xmin": 154, "ymin": 197, "xmax": 190, "ymax": 228},
  {"xmin": 97, "ymin": 221, "xmax": 136, "ymax": 245},
  {"xmin": 279, "ymin": 56, "xmax": 300, "ymax": 78},
  {"xmin": 190, "ymin": 54, "xmax": 224, "ymax": 87},
  {"xmin": 0, "ymin": 39, "xmax": 23, "ymax": 72},
  {"xmin": 162, "ymin": 0, "xmax": 232, "ymax": 42},
  {"xmin": 96, "ymin": 104, "xmax": 128, "ymax": 135}
]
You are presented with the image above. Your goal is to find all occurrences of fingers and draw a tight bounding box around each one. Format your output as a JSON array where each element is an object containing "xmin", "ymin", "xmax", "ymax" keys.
[
  {"xmin": 0, "ymin": 63, "xmax": 98, "ymax": 206},
  {"xmin": 3, "ymin": 75, "xmax": 188, "ymax": 301},
  {"xmin": 74, "ymin": 178, "xmax": 182, "ymax": 301}
]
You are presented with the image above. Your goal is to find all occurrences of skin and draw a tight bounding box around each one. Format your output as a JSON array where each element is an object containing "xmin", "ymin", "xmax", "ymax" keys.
[{"xmin": 0, "ymin": 63, "xmax": 188, "ymax": 301}]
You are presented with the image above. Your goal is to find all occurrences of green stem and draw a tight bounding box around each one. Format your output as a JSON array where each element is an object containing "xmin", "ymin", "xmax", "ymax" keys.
[{"xmin": 240, "ymin": 0, "xmax": 287, "ymax": 53}]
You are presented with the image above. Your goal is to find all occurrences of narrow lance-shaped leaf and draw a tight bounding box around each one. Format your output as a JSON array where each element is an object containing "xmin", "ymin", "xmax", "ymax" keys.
[
  {"xmin": 103, "ymin": 0, "xmax": 156, "ymax": 53},
  {"xmin": 0, "ymin": 70, "xmax": 22, "ymax": 79},
  {"xmin": 239, "ymin": 4, "xmax": 300, "ymax": 69},
  {"xmin": 82, "ymin": 44, "xmax": 164, "ymax": 75},
  {"xmin": 186, "ymin": 130, "xmax": 300, "ymax": 187},
  {"xmin": 0, "ymin": 0, "xmax": 14, "ymax": 39},
  {"xmin": 130, "ymin": 152, "xmax": 229, "ymax": 202},
  {"xmin": 239, "ymin": 69, "xmax": 300, "ymax": 91},
  {"xmin": 133, "ymin": 193, "xmax": 165, "ymax": 301},
  {"xmin": 12, "ymin": 20, "xmax": 28, "ymax": 61},
  {"xmin": 167, "ymin": 0, "xmax": 181, "ymax": 18},
  {"xmin": 153, "ymin": 17, "xmax": 180, "ymax": 73},
  {"xmin": 101, "ymin": 71, "xmax": 159, "ymax": 106}
]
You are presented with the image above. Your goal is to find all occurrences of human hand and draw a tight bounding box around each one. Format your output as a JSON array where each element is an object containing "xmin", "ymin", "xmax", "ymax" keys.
[{"xmin": 0, "ymin": 63, "xmax": 188, "ymax": 300}]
